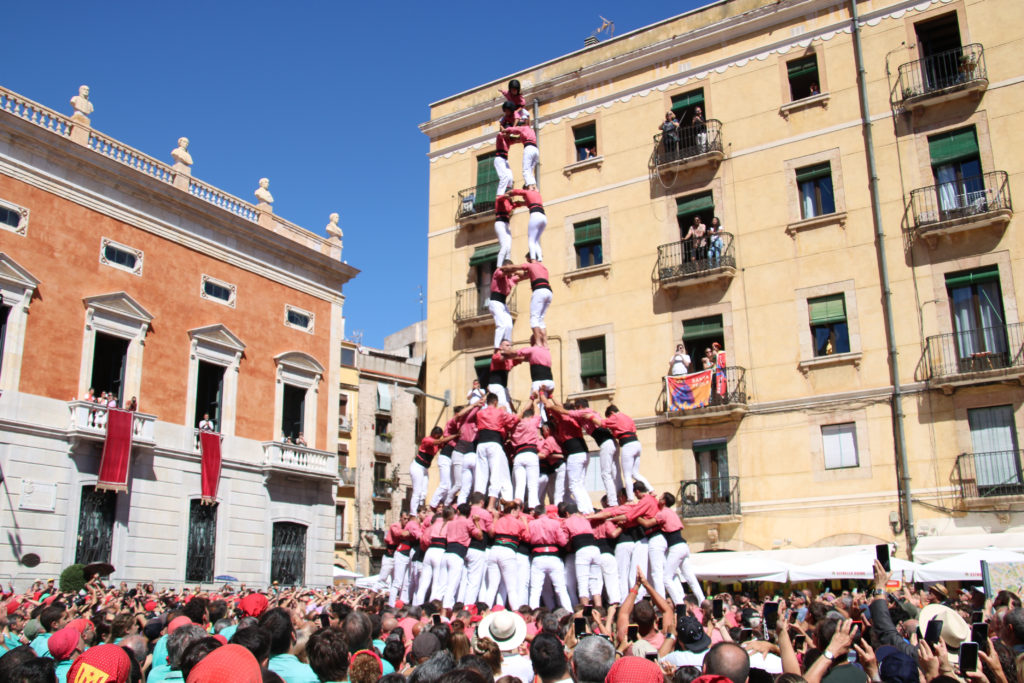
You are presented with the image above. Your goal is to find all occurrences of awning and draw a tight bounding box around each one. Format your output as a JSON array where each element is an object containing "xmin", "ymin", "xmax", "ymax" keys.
[
  {"xmin": 333, "ymin": 565, "xmax": 364, "ymax": 580},
  {"xmin": 689, "ymin": 544, "xmax": 922, "ymax": 583},
  {"xmin": 915, "ymin": 548, "xmax": 1024, "ymax": 582},
  {"xmin": 788, "ymin": 549, "xmax": 921, "ymax": 582},
  {"xmin": 912, "ymin": 533, "xmax": 1024, "ymax": 562},
  {"xmin": 355, "ymin": 573, "xmax": 380, "ymax": 588}
]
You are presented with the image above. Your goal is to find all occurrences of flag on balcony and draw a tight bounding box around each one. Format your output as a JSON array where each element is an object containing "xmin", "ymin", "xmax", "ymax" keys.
[
  {"xmin": 199, "ymin": 431, "xmax": 222, "ymax": 503},
  {"xmin": 97, "ymin": 409, "xmax": 134, "ymax": 492},
  {"xmin": 667, "ymin": 370, "xmax": 712, "ymax": 411}
]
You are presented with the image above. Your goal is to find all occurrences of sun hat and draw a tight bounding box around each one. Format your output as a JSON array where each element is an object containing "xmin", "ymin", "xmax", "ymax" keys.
[
  {"xmin": 477, "ymin": 610, "xmax": 528, "ymax": 652},
  {"xmin": 919, "ymin": 603, "xmax": 969, "ymax": 650}
]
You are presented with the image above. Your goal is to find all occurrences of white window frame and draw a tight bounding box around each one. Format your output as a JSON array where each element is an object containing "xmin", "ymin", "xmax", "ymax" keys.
[
  {"xmin": 200, "ymin": 274, "xmax": 237, "ymax": 308},
  {"xmin": 0, "ymin": 198, "xmax": 29, "ymax": 237},
  {"xmin": 99, "ymin": 237, "xmax": 144, "ymax": 276},
  {"xmin": 284, "ymin": 304, "xmax": 315, "ymax": 334},
  {"xmin": 0, "ymin": 254, "xmax": 40, "ymax": 392},
  {"xmin": 273, "ymin": 351, "xmax": 324, "ymax": 450},
  {"xmin": 822, "ymin": 422, "xmax": 859, "ymax": 469},
  {"xmin": 185, "ymin": 324, "xmax": 246, "ymax": 437},
  {"xmin": 76, "ymin": 292, "xmax": 153, "ymax": 404}
]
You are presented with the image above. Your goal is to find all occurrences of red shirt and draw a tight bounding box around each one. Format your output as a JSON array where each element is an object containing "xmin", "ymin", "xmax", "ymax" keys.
[
  {"xmin": 495, "ymin": 130, "xmax": 510, "ymax": 155},
  {"xmin": 552, "ymin": 411, "xmax": 584, "ymax": 442},
  {"xmin": 519, "ymin": 261, "xmax": 549, "ymax": 284},
  {"xmin": 503, "ymin": 125, "xmax": 536, "ymax": 146},
  {"xmin": 563, "ymin": 514, "xmax": 593, "ymax": 537},
  {"xmin": 419, "ymin": 436, "xmax": 441, "ymax": 456},
  {"xmin": 593, "ymin": 519, "xmax": 618, "ymax": 540},
  {"xmin": 655, "ymin": 506, "xmax": 684, "ymax": 534},
  {"xmin": 470, "ymin": 505, "xmax": 494, "ymax": 534},
  {"xmin": 423, "ymin": 517, "xmax": 446, "ymax": 546},
  {"xmin": 385, "ymin": 523, "xmax": 401, "ymax": 545},
  {"xmin": 444, "ymin": 516, "xmax": 481, "ymax": 547},
  {"xmin": 623, "ymin": 494, "xmax": 659, "ymax": 524},
  {"xmin": 493, "ymin": 514, "xmax": 527, "ymax": 540},
  {"xmin": 477, "ymin": 405, "xmax": 517, "ymax": 433},
  {"xmin": 568, "ymin": 408, "xmax": 600, "ymax": 435},
  {"xmin": 501, "ymin": 89, "xmax": 527, "ymax": 108},
  {"xmin": 490, "ymin": 269, "xmax": 518, "ymax": 296},
  {"xmin": 528, "ymin": 515, "xmax": 569, "ymax": 547},
  {"xmin": 539, "ymin": 435, "xmax": 562, "ymax": 462},
  {"xmin": 517, "ymin": 345, "xmax": 551, "ymax": 367},
  {"xmin": 602, "ymin": 412, "xmax": 636, "ymax": 439},
  {"xmin": 510, "ymin": 414, "xmax": 543, "ymax": 449},
  {"xmin": 444, "ymin": 416, "xmax": 460, "ymax": 437},
  {"xmin": 495, "ymin": 194, "xmax": 514, "ymax": 219},
  {"xmin": 508, "ymin": 188, "xmax": 543, "ymax": 209}
]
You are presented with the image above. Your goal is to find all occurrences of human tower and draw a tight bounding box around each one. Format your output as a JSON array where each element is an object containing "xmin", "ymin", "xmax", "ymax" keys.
[{"xmin": 381, "ymin": 81, "xmax": 704, "ymax": 614}]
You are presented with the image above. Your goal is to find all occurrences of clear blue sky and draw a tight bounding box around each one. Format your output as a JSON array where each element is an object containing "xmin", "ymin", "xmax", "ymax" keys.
[{"xmin": 4, "ymin": 1, "xmax": 704, "ymax": 347}]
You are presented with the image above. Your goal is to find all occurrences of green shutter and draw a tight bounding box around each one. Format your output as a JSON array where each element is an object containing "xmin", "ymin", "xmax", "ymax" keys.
[
  {"xmin": 671, "ymin": 89, "xmax": 705, "ymax": 115},
  {"xmin": 928, "ymin": 127, "xmax": 979, "ymax": 166},
  {"xmin": 574, "ymin": 219, "xmax": 602, "ymax": 247},
  {"xmin": 693, "ymin": 440, "xmax": 727, "ymax": 453},
  {"xmin": 787, "ymin": 56, "xmax": 819, "ymax": 79},
  {"xmin": 475, "ymin": 153, "xmax": 499, "ymax": 201},
  {"xmin": 808, "ymin": 294, "xmax": 847, "ymax": 325},
  {"xmin": 676, "ymin": 192, "xmax": 715, "ymax": 217},
  {"xmin": 944, "ymin": 265, "xmax": 999, "ymax": 289},
  {"xmin": 579, "ymin": 337, "xmax": 606, "ymax": 377},
  {"xmin": 469, "ymin": 244, "xmax": 500, "ymax": 267},
  {"xmin": 682, "ymin": 315, "xmax": 723, "ymax": 340},
  {"xmin": 573, "ymin": 123, "xmax": 597, "ymax": 147},
  {"xmin": 796, "ymin": 162, "xmax": 831, "ymax": 183}
]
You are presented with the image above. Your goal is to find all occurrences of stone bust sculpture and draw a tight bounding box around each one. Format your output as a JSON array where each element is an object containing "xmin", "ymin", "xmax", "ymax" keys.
[
  {"xmin": 171, "ymin": 137, "xmax": 193, "ymax": 166},
  {"xmin": 326, "ymin": 212, "xmax": 343, "ymax": 239},
  {"xmin": 254, "ymin": 177, "xmax": 274, "ymax": 204},
  {"xmin": 70, "ymin": 85, "xmax": 93, "ymax": 119}
]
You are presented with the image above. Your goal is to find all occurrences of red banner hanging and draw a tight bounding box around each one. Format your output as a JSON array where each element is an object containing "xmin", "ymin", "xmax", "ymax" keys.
[
  {"xmin": 199, "ymin": 431, "xmax": 222, "ymax": 503},
  {"xmin": 97, "ymin": 409, "xmax": 134, "ymax": 492}
]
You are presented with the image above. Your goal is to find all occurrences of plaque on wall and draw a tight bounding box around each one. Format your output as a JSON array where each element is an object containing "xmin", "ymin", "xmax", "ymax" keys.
[{"xmin": 19, "ymin": 480, "xmax": 57, "ymax": 512}]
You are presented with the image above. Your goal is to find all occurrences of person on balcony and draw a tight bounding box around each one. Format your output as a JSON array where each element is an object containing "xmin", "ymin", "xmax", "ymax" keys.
[
  {"xmin": 681, "ymin": 216, "xmax": 707, "ymax": 264},
  {"xmin": 295, "ymin": 432, "xmax": 308, "ymax": 447},
  {"xmin": 707, "ymin": 217, "xmax": 724, "ymax": 267},
  {"xmin": 668, "ymin": 344, "xmax": 691, "ymax": 377},
  {"xmin": 410, "ymin": 427, "xmax": 458, "ymax": 514},
  {"xmin": 502, "ymin": 253, "xmax": 552, "ymax": 347},
  {"xmin": 504, "ymin": 188, "xmax": 547, "ymax": 263},
  {"xmin": 488, "ymin": 261, "xmax": 519, "ymax": 351},
  {"xmin": 692, "ymin": 106, "xmax": 708, "ymax": 152},
  {"xmin": 198, "ymin": 414, "xmax": 215, "ymax": 432},
  {"xmin": 659, "ymin": 111, "xmax": 679, "ymax": 154}
]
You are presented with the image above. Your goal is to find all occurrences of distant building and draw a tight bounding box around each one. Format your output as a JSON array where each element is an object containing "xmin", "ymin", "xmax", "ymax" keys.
[{"xmin": 0, "ymin": 83, "xmax": 357, "ymax": 586}]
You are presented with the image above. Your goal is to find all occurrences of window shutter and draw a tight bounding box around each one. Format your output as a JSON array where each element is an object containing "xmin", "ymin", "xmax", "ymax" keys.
[
  {"xmin": 928, "ymin": 127, "xmax": 979, "ymax": 166},
  {"xmin": 787, "ymin": 56, "xmax": 819, "ymax": 79},
  {"xmin": 795, "ymin": 162, "xmax": 831, "ymax": 183},
  {"xmin": 808, "ymin": 294, "xmax": 846, "ymax": 325},
  {"xmin": 469, "ymin": 244, "xmax": 501, "ymax": 267},
  {"xmin": 579, "ymin": 337, "xmax": 606, "ymax": 377},
  {"xmin": 574, "ymin": 219, "xmax": 602, "ymax": 247},
  {"xmin": 682, "ymin": 315, "xmax": 724, "ymax": 340},
  {"xmin": 671, "ymin": 89, "xmax": 705, "ymax": 116},
  {"xmin": 944, "ymin": 265, "xmax": 999, "ymax": 289},
  {"xmin": 475, "ymin": 153, "xmax": 499, "ymax": 201},
  {"xmin": 573, "ymin": 123, "xmax": 597, "ymax": 147},
  {"xmin": 693, "ymin": 440, "xmax": 727, "ymax": 454},
  {"xmin": 376, "ymin": 383, "xmax": 392, "ymax": 412},
  {"xmin": 822, "ymin": 423, "xmax": 858, "ymax": 469},
  {"xmin": 676, "ymin": 192, "xmax": 715, "ymax": 217}
]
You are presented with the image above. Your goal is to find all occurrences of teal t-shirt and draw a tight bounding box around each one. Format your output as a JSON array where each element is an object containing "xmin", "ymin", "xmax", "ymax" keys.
[{"xmin": 268, "ymin": 653, "xmax": 320, "ymax": 683}]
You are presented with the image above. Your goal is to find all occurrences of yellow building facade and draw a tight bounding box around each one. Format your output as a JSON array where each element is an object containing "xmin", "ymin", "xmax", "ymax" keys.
[{"xmin": 421, "ymin": 0, "xmax": 1024, "ymax": 560}]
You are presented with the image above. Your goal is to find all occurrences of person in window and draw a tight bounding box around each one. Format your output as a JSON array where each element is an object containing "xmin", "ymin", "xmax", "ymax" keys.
[
  {"xmin": 125, "ymin": 396, "xmax": 137, "ymax": 412},
  {"xmin": 681, "ymin": 216, "xmax": 707, "ymax": 264},
  {"xmin": 295, "ymin": 432, "xmax": 308, "ymax": 447},
  {"xmin": 692, "ymin": 106, "xmax": 707, "ymax": 152},
  {"xmin": 809, "ymin": 81, "xmax": 820, "ymax": 95},
  {"xmin": 706, "ymin": 217, "xmax": 724, "ymax": 267},
  {"xmin": 659, "ymin": 111, "xmax": 679, "ymax": 155},
  {"xmin": 198, "ymin": 413, "xmax": 215, "ymax": 432},
  {"xmin": 668, "ymin": 344, "xmax": 691, "ymax": 376}
]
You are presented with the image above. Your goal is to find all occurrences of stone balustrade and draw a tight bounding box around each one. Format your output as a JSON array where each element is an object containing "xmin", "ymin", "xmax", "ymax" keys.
[
  {"xmin": 262, "ymin": 441, "xmax": 337, "ymax": 480},
  {"xmin": 66, "ymin": 400, "xmax": 157, "ymax": 445},
  {"xmin": 0, "ymin": 87, "xmax": 72, "ymax": 137}
]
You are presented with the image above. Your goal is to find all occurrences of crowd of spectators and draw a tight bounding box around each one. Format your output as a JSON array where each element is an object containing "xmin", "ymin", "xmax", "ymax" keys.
[{"xmin": 0, "ymin": 561, "xmax": 1020, "ymax": 683}]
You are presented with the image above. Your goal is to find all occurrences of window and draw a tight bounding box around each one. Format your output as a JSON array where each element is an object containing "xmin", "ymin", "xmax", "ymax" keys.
[
  {"xmin": 194, "ymin": 360, "xmax": 225, "ymax": 430},
  {"xmin": 201, "ymin": 275, "xmax": 236, "ymax": 307},
  {"xmin": 928, "ymin": 127, "xmax": 983, "ymax": 217},
  {"xmin": 578, "ymin": 336, "xmax": 607, "ymax": 390},
  {"xmin": 572, "ymin": 122, "xmax": 597, "ymax": 161},
  {"xmin": 377, "ymin": 382, "xmax": 392, "ymax": 412},
  {"xmin": 787, "ymin": 55, "xmax": 820, "ymax": 100},
  {"xmin": 915, "ymin": 13, "xmax": 964, "ymax": 91},
  {"xmin": 968, "ymin": 405, "xmax": 1023, "ymax": 495},
  {"xmin": 688, "ymin": 442, "xmax": 732, "ymax": 514},
  {"xmin": 341, "ymin": 346, "xmax": 356, "ymax": 367},
  {"xmin": 99, "ymin": 239, "xmax": 142, "ymax": 275},
  {"xmin": 945, "ymin": 267, "xmax": 1007, "ymax": 363},
  {"xmin": 335, "ymin": 505, "xmax": 346, "ymax": 542},
  {"xmin": 374, "ymin": 461, "xmax": 389, "ymax": 497},
  {"xmin": 0, "ymin": 199, "xmax": 28, "ymax": 236},
  {"xmin": 91, "ymin": 332, "xmax": 130, "ymax": 405},
  {"xmin": 671, "ymin": 89, "xmax": 705, "ymax": 126},
  {"xmin": 281, "ymin": 384, "xmax": 306, "ymax": 442},
  {"xmin": 584, "ymin": 452, "xmax": 603, "ymax": 492},
  {"xmin": 284, "ymin": 305, "xmax": 314, "ymax": 333},
  {"xmin": 574, "ymin": 219, "xmax": 603, "ymax": 268},
  {"xmin": 75, "ymin": 486, "xmax": 115, "ymax": 565},
  {"xmin": 808, "ymin": 294, "xmax": 850, "ymax": 357},
  {"xmin": 373, "ymin": 511, "xmax": 386, "ymax": 531},
  {"xmin": 270, "ymin": 522, "xmax": 306, "ymax": 585},
  {"xmin": 682, "ymin": 315, "xmax": 724, "ymax": 363},
  {"xmin": 185, "ymin": 500, "xmax": 217, "ymax": 583},
  {"xmin": 822, "ymin": 423, "xmax": 859, "ymax": 469},
  {"xmin": 676, "ymin": 192, "xmax": 715, "ymax": 238},
  {"xmin": 0, "ymin": 254, "xmax": 39, "ymax": 392},
  {"xmin": 0, "ymin": 304, "xmax": 9, "ymax": 380},
  {"xmin": 797, "ymin": 163, "xmax": 835, "ymax": 219},
  {"xmin": 471, "ymin": 247, "xmax": 499, "ymax": 315}
]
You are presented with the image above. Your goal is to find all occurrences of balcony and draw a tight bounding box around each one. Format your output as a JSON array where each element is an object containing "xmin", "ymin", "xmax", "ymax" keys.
[
  {"xmin": 892, "ymin": 44, "xmax": 988, "ymax": 112},
  {"xmin": 67, "ymin": 401, "xmax": 156, "ymax": 447},
  {"xmin": 652, "ymin": 120, "xmax": 724, "ymax": 173},
  {"xmin": 456, "ymin": 182, "xmax": 498, "ymax": 224},
  {"xmin": 374, "ymin": 435, "xmax": 392, "ymax": 455},
  {"xmin": 453, "ymin": 286, "xmax": 518, "ymax": 327},
  {"xmin": 656, "ymin": 233, "xmax": 736, "ymax": 291},
  {"xmin": 660, "ymin": 367, "xmax": 748, "ymax": 425},
  {"xmin": 261, "ymin": 442, "xmax": 338, "ymax": 481},
  {"xmin": 373, "ymin": 480, "xmax": 394, "ymax": 501},
  {"xmin": 339, "ymin": 467, "xmax": 356, "ymax": 487},
  {"xmin": 679, "ymin": 476, "xmax": 741, "ymax": 520},
  {"xmin": 923, "ymin": 323, "xmax": 1024, "ymax": 392},
  {"xmin": 907, "ymin": 171, "xmax": 1012, "ymax": 245},
  {"xmin": 956, "ymin": 451, "xmax": 1024, "ymax": 506}
]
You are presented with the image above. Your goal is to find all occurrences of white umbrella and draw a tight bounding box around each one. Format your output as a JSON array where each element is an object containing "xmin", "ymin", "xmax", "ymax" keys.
[
  {"xmin": 690, "ymin": 551, "xmax": 792, "ymax": 582},
  {"xmin": 915, "ymin": 547, "xmax": 1024, "ymax": 582},
  {"xmin": 789, "ymin": 551, "xmax": 920, "ymax": 582},
  {"xmin": 333, "ymin": 565, "xmax": 364, "ymax": 580}
]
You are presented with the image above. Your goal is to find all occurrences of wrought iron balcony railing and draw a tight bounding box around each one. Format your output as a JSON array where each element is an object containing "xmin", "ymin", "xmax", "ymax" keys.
[
  {"xmin": 908, "ymin": 171, "xmax": 1012, "ymax": 232},
  {"xmin": 923, "ymin": 323, "xmax": 1024, "ymax": 381},
  {"xmin": 956, "ymin": 450, "xmax": 1024, "ymax": 499},
  {"xmin": 679, "ymin": 475, "xmax": 740, "ymax": 518},
  {"xmin": 657, "ymin": 232, "xmax": 735, "ymax": 283},
  {"xmin": 456, "ymin": 181, "xmax": 499, "ymax": 222},
  {"xmin": 454, "ymin": 286, "xmax": 518, "ymax": 323},
  {"xmin": 893, "ymin": 43, "xmax": 987, "ymax": 107},
  {"xmin": 653, "ymin": 119, "xmax": 724, "ymax": 168},
  {"xmin": 661, "ymin": 366, "xmax": 748, "ymax": 415}
]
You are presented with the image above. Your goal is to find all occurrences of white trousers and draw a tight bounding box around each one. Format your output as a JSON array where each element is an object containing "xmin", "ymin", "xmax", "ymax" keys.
[
  {"xmin": 668, "ymin": 541, "xmax": 705, "ymax": 603},
  {"xmin": 378, "ymin": 555, "xmax": 395, "ymax": 591},
  {"xmin": 495, "ymin": 220, "xmax": 512, "ymax": 267},
  {"xmin": 529, "ymin": 555, "xmax": 573, "ymax": 609},
  {"xmin": 615, "ymin": 540, "xmax": 635, "ymax": 599},
  {"xmin": 458, "ymin": 450, "xmax": 479, "ymax": 505},
  {"xmin": 517, "ymin": 552, "xmax": 531, "ymax": 601},
  {"xmin": 527, "ymin": 212, "xmax": 547, "ymax": 261},
  {"xmin": 442, "ymin": 552, "xmax": 466, "ymax": 609},
  {"xmin": 479, "ymin": 441, "xmax": 512, "ymax": 500},
  {"xmin": 446, "ymin": 451, "xmax": 463, "ymax": 505},
  {"xmin": 486, "ymin": 382, "xmax": 511, "ymax": 410},
  {"xmin": 529, "ymin": 287, "xmax": 552, "ymax": 329},
  {"xmin": 593, "ymin": 551, "xmax": 622, "ymax": 604},
  {"xmin": 599, "ymin": 439, "xmax": 622, "ymax": 506},
  {"xmin": 495, "ymin": 156, "xmax": 513, "ymax": 195},
  {"xmin": 482, "ymin": 545, "xmax": 522, "ymax": 609},
  {"xmin": 462, "ymin": 547, "xmax": 488, "ymax": 605},
  {"xmin": 620, "ymin": 441, "xmax": 650, "ymax": 502},
  {"xmin": 429, "ymin": 455, "xmax": 453, "ymax": 508},
  {"xmin": 565, "ymin": 451, "xmax": 594, "ymax": 513},
  {"xmin": 574, "ymin": 546, "xmax": 600, "ymax": 603},
  {"xmin": 389, "ymin": 552, "xmax": 410, "ymax": 607},
  {"xmin": 512, "ymin": 451, "xmax": 540, "ymax": 507},
  {"xmin": 405, "ymin": 559, "xmax": 421, "ymax": 603},
  {"xmin": 409, "ymin": 462, "xmax": 429, "ymax": 514},
  {"xmin": 539, "ymin": 463, "xmax": 566, "ymax": 504},
  {"xmin": 415, "ymin": 547, "xmax": 446, "ymax": 605},
  {"xmin": 488, "ymin": 300, "xmax": 514, "ymax": 349},
  {"xmin": 648, "ymin": 534, "xmax": 680, "ymax": 602},
  {"xmin": 522, "ymin": 145, "xmax": 539, "ymax": 187}
]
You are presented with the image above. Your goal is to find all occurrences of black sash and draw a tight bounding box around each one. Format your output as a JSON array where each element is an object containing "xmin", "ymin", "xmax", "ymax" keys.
[{"xmin": 530, "ymin": 364, "xmax": 553, "ymax": 381}]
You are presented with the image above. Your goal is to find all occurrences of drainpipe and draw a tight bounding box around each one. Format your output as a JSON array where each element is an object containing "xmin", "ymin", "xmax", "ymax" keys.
[{"xmin": 849, "ymin": 0, "xmax": 917, "ymax": 559}]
